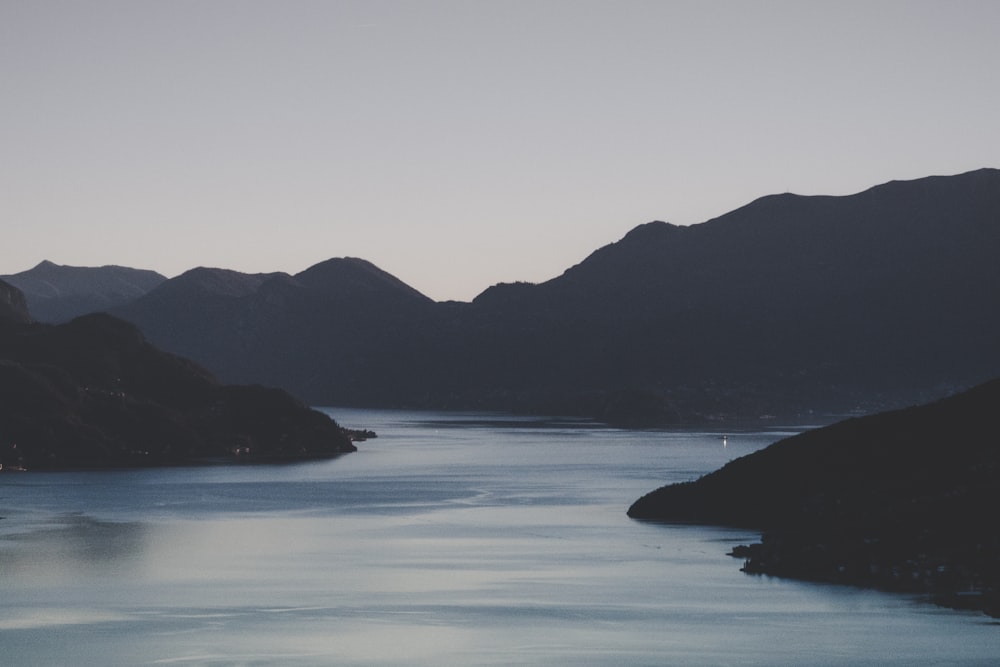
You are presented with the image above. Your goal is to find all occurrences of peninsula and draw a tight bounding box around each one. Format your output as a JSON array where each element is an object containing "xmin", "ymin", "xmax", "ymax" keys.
[
  {"xmin": 628, "ymin": 379, "xmax": 1000, "ymax": 617},
  {"xmin": 0, "ymin": 279, "xmax": 356, "ymax": 470}
]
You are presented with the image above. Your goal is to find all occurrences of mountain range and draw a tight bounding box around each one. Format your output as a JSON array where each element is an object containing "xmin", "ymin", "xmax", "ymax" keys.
[
  {"xmin": 13, "ymin": 168, "xmax": 1000, "ymax": 424},
  {"xmin": 5, "ymin": 169, "xmax": 996, "ymax": 613},
  {"xmin": 1, "ymin": 260, "xmax": 166, "ymax": 323}
]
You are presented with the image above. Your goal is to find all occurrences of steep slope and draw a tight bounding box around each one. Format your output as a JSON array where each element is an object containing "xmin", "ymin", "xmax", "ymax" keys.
[
  {"xmin": 2, "ymin": 261, "xmax": 166, "ymax": 322},
  {"xmin": 0, "ymin": 282, "xmax": 356, "ymax": 469},
  {"xmin": 465, "ymin": 168, "xmax": 1000, "ymax": 420},
  {"xmin": 0, "ymin": 279, "xmax": 32, "ymax": 324},
  {"xmin": 627, "ymin": 378, "xmax": 1000, "ymax": 615}
]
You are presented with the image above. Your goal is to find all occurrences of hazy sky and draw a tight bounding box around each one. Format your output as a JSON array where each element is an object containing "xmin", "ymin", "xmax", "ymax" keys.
[{"xmin": 3, "ymin": 1, "xmax": 998, "ymax": 301}]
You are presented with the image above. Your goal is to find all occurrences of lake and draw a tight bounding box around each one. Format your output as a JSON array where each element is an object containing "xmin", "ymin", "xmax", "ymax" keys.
[{"xmin": 1, "ymin": 408, "xmax": 997, "ymax": 665}]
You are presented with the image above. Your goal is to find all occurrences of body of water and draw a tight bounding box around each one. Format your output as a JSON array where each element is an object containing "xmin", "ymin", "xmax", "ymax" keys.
[{"xmin": 1, "ymin": 409, "xmax": 997, "ymax": 665}]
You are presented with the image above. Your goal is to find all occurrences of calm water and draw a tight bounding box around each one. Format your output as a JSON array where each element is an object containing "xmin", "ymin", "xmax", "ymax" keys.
[{"xmin": 0, "ymin": 409, "xmax": 996, "ymax": 666}]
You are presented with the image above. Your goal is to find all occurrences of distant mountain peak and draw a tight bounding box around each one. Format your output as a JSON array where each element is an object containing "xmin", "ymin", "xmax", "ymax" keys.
[
  {"xmin": 619, "ymin": 220, "xmax": 679, "ymax": 241},
  {"xmin": 294, "ymin": 257, "xmax": 432, "ymax": 303},
  {"xmin": 1, "ymin": 262, "xmax": 167, "ymax": 323},
  {"xmin": 167, "ymin": 266, "xmax": 282, "ymax": 298}
]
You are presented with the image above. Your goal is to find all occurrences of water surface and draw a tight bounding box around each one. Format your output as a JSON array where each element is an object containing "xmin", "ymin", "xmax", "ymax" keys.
[{"xmin": 1, "ymin": 409, "xmax": 996, "ymax": 665}]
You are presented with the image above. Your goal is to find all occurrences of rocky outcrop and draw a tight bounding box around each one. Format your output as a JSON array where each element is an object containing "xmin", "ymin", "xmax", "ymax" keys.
[{"xmin": 0, "ymin": 278, "xmax": 31, "ymax": 324}]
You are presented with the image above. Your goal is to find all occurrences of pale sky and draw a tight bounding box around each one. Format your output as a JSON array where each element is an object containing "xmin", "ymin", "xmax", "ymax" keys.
[{"xmin": 2, "ymin": 1, "xmax": 998, "ymax": 302}]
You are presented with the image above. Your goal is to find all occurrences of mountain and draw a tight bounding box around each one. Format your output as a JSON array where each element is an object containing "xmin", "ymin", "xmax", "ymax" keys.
[
  {"xmin": 0, "ymin": 281, "xmax": 356, "ymax": 470},
  {"xmin": 627, "ymin": 378, "xmax": 1000, "ymax": 616},
  {"xmin": 112, "ymin": 258, "xmax": 437, "ymax": 403},
  {"xmin": 472, "ymin": 168, "xmax": 1000, "ymax": 417},
  {"xmin": 110, "ymin": 168, "xmax": 1000, "ymax": 423},
  {"xmin": 1, "ymin": 260, "xmax": 167, "ymax": 323}
]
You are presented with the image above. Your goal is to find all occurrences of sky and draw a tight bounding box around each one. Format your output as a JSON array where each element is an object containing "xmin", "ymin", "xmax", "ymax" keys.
[{"xmin": 2, "ymin": 1, "xmax": 998, "ymax": 302}]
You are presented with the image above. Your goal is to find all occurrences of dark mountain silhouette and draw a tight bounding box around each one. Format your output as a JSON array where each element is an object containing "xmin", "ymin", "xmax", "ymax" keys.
[
  {"xmin": 1, "ymin": 260, "xmax": 166, "ymax": 323},
  {"xmin": 0, "ymin": 281, "xmax": 356, "ymax": 470},
  {"xmin": 113, "ymin": 258, "xmax": 438, "ymax": 404},
  {"xmin": 627, "ymin": 378, "xmax": 1000, "ymax": 616},
  {"xmin": 110, "ymin": 168, "xmax": 999, "ymax": 423},
  {"xmin": 0, "ymin": 279, "xmax": 31, "ymax": 324}
]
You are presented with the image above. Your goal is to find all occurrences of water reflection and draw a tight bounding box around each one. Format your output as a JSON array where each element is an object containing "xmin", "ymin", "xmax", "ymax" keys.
[{"xmin": 0, "ymin": 512, "xmax": 148, "ymax": 582}]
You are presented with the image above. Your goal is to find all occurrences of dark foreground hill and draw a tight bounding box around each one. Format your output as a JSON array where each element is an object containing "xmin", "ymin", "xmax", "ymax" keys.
[
  {"xmin": 113, "ymin": 168, "xmax": 1000, "ymax": 423},
  {"xmin": 628, "ymin": 379, "xmax": 1000, "ymax": 616},
  {"xmin": 2, "ymin": 260, "xmax": 167, "ymax": 323},
  {"xmin": 0, "ymin": 280, "xmax": 355, "ymax": 470}
]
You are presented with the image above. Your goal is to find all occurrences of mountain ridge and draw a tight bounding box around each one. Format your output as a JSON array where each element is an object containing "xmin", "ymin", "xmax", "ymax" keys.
[
  {"xmin": 1, "ymin": 261, "xmax": 167, "ymax": 323},
  {"xmin": 31, "ymin": 167, "xmax": 1000, "ymax": 423}
]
